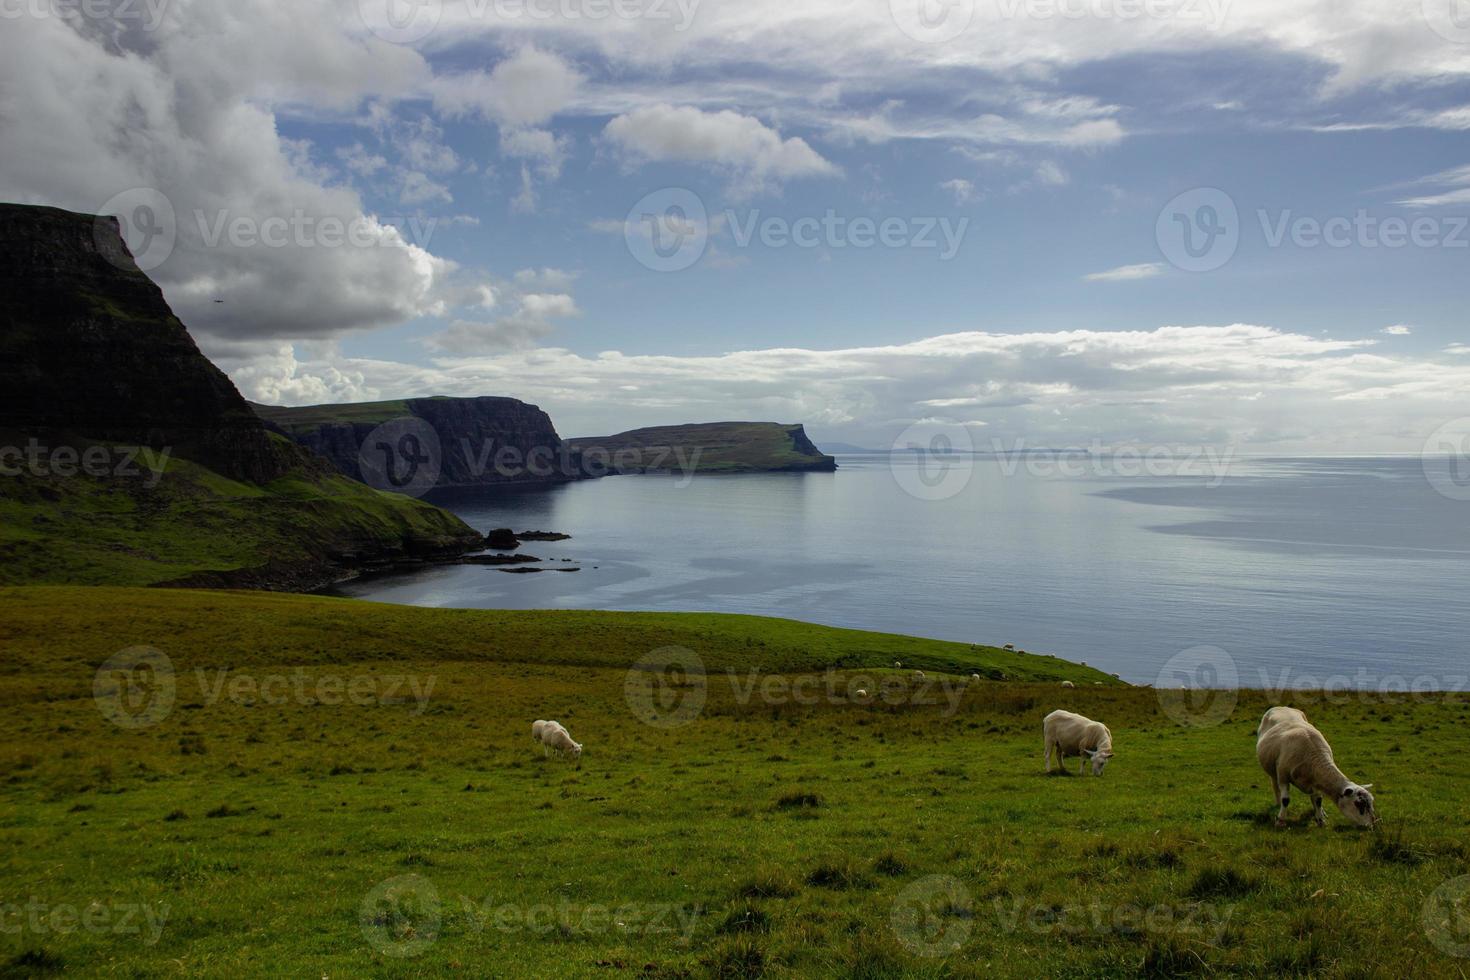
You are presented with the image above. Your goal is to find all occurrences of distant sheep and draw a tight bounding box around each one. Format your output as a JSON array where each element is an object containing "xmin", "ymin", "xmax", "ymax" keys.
[
  {"xmin": 540, "ymin": 721, "xmax": 582, "ymax": 762},
  {"xmin": 855, "ymin": 688, "xmax": 868, "ymax": 699},
  {"xmin": 894, "ymin": 661, "xmax": 902, "ymax": 669},
  {"xmin": 912, "ymin": 670, "xmax": 926, "ymax": 681},
  {"xmin": 1060, "ymin": 680, "xmax": 1076, "ymax": 689},
  {"xmin": 970, "ymin": 673, "xmax": 980, "ymax": 681},
  {"xmin": 1043, "ymin": 709, "xmax": 1114, "ymax": 777},
  {"xmin": 1004, "ymin": 644, "xmax": 1015, "ymax": 651},
  {"xmin": 1256, "ymin": 707, "xmax": 1376, "ymax": 829}
]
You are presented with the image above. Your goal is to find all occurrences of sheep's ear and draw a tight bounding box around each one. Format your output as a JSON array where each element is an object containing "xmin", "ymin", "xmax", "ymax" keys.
[
  {"xmin": 1082, "ymin": 748, "xmax": 1096, "ymax": 757},
  {"xmin": 1360, "ymin": 784, "xmax": 1373, "ymax": 791}
]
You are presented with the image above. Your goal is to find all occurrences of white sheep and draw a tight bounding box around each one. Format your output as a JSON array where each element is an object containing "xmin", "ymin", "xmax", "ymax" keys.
[
  {"xmin": 912, "ymin": 670, "xmax": 926, "ymax": 681},
  {"xmin": 1043, "ymin": 709, "xmax": 1114, "ymax": 777},
  {"xmin": 1256, "ymin": 707, "xmax": 1377, "ymax": 829},
  {"xmin": 1060, "ymin": 680, "xmax": 1076, "ymax": 689},
  {"xmin": 1003, "ymin": 644, "xmax": 1015, "ymax": 651},
  {"xmin": 531, "ymin": 719, "xmax": 551, "ymax": 744},
  {"xmin": 970, "ymin": 673, "xmax": 980, "ymax": 681},
  {"xmin": 540, "ymin": 721, "xmax": 583, "ymax": 762},
  {"xmin": 894, "ymin": 661, "xmax": 902, "ymax": 669},
  {"xmin": 855, "ymin": 688, "xmax": 868, "ymax": 699}
]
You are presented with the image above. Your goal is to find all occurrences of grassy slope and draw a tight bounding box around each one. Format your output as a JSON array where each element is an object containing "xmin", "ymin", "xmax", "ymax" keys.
[
  {"xmin": 252, "ymin": 399, "xmax": 416, "ymax": 435},
  {"xmin": 2, "ymin": 588, "xmax": 1468, "ymax": 978},
  {"xmin": 0, "ymin": 443, "xmax": 477, "ymax": 587},
  {"xmin": 569, "ymin": 423, "xmax": 835, "ymax": 473}
]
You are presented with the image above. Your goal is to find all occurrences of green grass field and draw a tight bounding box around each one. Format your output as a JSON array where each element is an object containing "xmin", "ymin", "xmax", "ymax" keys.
[{"xmin": 1, "ymin": 588, "xmax": 1468, "ymax": 978}]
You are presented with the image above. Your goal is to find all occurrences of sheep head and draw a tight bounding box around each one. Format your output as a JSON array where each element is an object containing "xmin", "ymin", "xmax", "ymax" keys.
[
  {"xmin": 1336, "ymin": 783, "xmax": 1377, "ymax": 828},
  {"xmin": 1083, "ymin": 747, "xmax": 1114, "ymax": 777}
]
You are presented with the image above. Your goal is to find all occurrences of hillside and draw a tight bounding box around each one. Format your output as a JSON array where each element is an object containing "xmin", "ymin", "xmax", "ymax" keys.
[
  {"xmin": 568, "ymin": 421, "xmax": 837, "ymax": 475},
  {"xmin": 254, "ymin": 395, "xmax": 590, "ymax": 491},
  {"xmin": 0, "ymin": 203, "xmax": 483, "ymax": 589},
  {"xmin": 3, "ymin": 587, "xmax": 1465, "ymax": 978}
]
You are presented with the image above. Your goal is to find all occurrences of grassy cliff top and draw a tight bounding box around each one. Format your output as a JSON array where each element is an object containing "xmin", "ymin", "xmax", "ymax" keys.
[
  {"xmin": 250, "ymin": 399, "xmax": 421, "ymax": 431},
  {"xmin": 0, "ymin": 439, "xmax": 479, "ymax": 588},
  {"xmin": 569, "ymin": 421, "xmax": 836, "ymax": 473}
]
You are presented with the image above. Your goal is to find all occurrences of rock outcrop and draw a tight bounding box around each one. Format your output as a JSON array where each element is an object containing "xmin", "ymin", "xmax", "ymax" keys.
[
  {"xmin": 569, "ymin": 422, "xmax": 838, "ymax": 475},
  {"xmin": 255, "ymin": 395, "xmax": 591, "ymax": 491},
  {"xmin": 0, "ymin": 204, "xmax": 294, "ymax": 484}
]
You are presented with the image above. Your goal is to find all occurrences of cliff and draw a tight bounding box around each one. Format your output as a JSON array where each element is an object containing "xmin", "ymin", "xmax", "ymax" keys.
[
  {"xmin": 0, "ymin": 204, "xmax": 297, "ymax": 484},
  {"xmin": 254, "ymin": 396, "xmax": 590, "ymax": 490},
  {"xmin": 0, "ymin": 202, "xmax": 483, "ymax": 589},
  {"xmin": 568, "ymin": 422, "xmax": 838, "ymax": 475}
]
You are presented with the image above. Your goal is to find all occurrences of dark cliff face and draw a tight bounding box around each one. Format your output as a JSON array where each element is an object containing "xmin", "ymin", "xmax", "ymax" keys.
[
  {"xmin": 0, "ymin": 203, "xmax": 294, "ymax": 484},
  {"xmin": 256, "ymin": 396, "xmax": 590, "ymax": 491}
]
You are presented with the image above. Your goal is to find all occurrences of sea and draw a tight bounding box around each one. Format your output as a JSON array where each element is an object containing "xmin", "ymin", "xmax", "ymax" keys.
[{"xmin": 326, "ymin": 454, "xmax": 1470, "ymax": 689}]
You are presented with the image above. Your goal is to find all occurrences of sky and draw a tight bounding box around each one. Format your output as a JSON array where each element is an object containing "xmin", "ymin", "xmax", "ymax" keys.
[{"xmin": 1, "ymin": 0, "xmax": 1469, "ymax": 451}]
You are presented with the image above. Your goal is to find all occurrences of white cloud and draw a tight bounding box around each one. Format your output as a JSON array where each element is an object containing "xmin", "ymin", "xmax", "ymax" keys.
[
  {"xmin": 1394, "ymin": 162, "xmax": 1470, "ymax": 208},
  {"xmin": 399, "ymin": 170, "xmax": 453, "ymax": 205},
  {"xmin": 514, "ymin": 268, "xmax": 580, "ymax": 290},
  {"xmin": 424, "ymin": 288, "xmax": 581, "ymax": 355},
  {"xmin": 432, "ymin": 47, "xmax": 582, "ymax": 127},
  {"xmin": 1034, "ymin": 161, "xmax": 1069, "ymax": 186},
  {"xmin": 1084, "ymin": 263, "xmax": 1165, "ymax": 282},
  {"xmin": 939, "ymin": 178, "xmax": 980, "ymax": 204},
  {"xmin": 0, "ymin": 6, "xmax": 473, "ymax": 343},
  {"xmin": 1382, "ymin": 324, "xmax": 1413, "ymax": 336},
  {"xmin": 238, "ymin": 324, "xmax": 1470, "ymax": 452},
  {"xmin": 603, "ymin": 104, "xmax": 839, "ymax": 195}
]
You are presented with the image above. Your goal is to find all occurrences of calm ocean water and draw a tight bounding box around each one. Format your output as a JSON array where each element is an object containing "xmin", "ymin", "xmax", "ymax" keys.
[{"xmin": 327, "ymin": 455, "xmax": 1470, "ymax": 688}]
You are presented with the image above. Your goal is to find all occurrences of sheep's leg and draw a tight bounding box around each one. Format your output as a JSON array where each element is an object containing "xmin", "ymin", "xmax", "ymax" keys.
[
  {"xmin": 1274, "ymin": 770, "xmax": 1291, "ymax": 827},
  {"xmin": 1043, "ymin": 739, "xmax": 1052, "ymax": 773},
  {"xmin": 1079, "ymin": 753, "xmax": 1086, "ymax": 777},
  {"xmin": 1311, "ymin": 794, "xmax": 1326, "ymax": 827}
]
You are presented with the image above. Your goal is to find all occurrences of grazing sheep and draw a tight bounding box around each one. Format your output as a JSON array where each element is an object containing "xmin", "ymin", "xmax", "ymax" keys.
[
  {"xmin": 912, "ymin": 670, "xmax": 926, "ymax": 681},
  {"xmin": 855, "ymin": 688, "xmax": 868, "ymax": 699},
  {"xmin": 970, "ymin": 673, "xmax": 981, "ymax": 681},
  {"xmin": 894, "ymin": 661, "xmax": 902, "ymax": 669},
  {"xmin": 1043, "ymin": 709, "xmax": 1114, "ymax": 777},
  {"xmin": 1256, "ymin": 707, "xmax": 1377, "ymax": 829},
  {"xmin": 1060, "ymin": 680, "xmax": 1076, "ymax": 689},
  {"xmin": 540, "ymin": 722, "xmax": 583, "ymax": 762},
  {"xmin": 1004, "ymin": 644, "xmax": 1015, "ymax": 651}
]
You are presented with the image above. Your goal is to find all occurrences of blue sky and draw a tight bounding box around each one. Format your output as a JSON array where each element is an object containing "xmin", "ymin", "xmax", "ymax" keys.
[{"xmin": 2, "ymin": 0, "xmax": 1468, "ymax": 449}]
